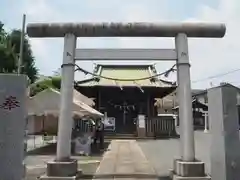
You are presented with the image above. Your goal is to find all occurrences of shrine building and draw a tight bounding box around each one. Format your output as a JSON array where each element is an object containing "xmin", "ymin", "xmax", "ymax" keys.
[{"xmin": 75, "ymin": 64, "xmax": 177, "ymax": 137}]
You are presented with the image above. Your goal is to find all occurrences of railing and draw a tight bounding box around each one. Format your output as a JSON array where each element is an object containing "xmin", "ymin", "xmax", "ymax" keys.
[
  {"xmin": 146, "ymin": 115, "xmax": 177, "ymax": 138},
  {"xmin": 74, "ymin": 119, "xmax": 93, "ymax": 133}
]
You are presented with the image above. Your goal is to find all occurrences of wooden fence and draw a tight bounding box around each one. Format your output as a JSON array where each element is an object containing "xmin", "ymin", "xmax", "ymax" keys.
[
  {"xmin": 146, "ymin": 115, "xmax": 177, "ymax": 138},
  {"xmin": 73, "ymin": 119, "xmax": 93, "ymax": 133}
]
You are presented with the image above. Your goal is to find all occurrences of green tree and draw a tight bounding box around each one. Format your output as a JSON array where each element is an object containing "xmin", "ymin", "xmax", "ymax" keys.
[
  {"xmin": 30, "ymin": 76, "xmax": 61, "ymax": 96},
  {"xmin": 0, "ymin": 22, "xmax": 38, "ymax": 83},
  {"xmin": 0, "ymin": 22, "xmax": 17, "ymax": 73},
  {"xmin": 8, "ymin": 29, "xmax": 38, "ymax": 83},
  {"xmin": 51, "ymin": 76, "xmax": 61, "ymax": 89}
]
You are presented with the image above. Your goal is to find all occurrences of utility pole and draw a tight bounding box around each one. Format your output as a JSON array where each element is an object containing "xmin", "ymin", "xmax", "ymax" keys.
[
  {"xmin": 17, "ymin": 14, "xmax": 27, "ymax": 179},
  {"xmin": 17, "ymin": 14, "xmax": 26, "ymax": 74}
]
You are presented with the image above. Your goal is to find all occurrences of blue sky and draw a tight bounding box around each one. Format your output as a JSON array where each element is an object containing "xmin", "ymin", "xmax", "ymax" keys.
[{"xmin": 1, "ymin": 0, "xmax": 240, "ymax": 89}]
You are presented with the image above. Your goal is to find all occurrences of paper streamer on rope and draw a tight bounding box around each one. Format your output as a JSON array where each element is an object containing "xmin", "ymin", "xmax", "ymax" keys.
[{"xmin": 107, "ymin": 100, "xmax": 135, "ymax": 111}]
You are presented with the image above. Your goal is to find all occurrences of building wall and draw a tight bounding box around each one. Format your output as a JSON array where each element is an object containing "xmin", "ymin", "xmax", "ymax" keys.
[
  {"xmin": 27, "ymin": 115, "xmax": 44, "ymax": 134},
  {"xmin": 194, "ymin": 91, "xmax": 240, "ymax": 105},
  {"xmin": 155, "ymin": 85, "xmax": 240, "ymax": 130},
  {"xmin": 237, "ymin": 93, "xmax": 240, "ymax": 105},
  {"xmin": 27, "ymin": 115, "xmax": 59, "ymax": 135},
  {"xmin": 193, "ymin": 86, "xmax": 240, "ymax": 128}
]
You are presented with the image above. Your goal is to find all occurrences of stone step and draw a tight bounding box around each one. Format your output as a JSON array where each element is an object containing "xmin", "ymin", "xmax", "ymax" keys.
[
  {"xmin": 39, "ymin": 175, "xmax": 77, "ymax": 180},
  {"xmin": 104, "ymin": 135, "xmax": 154, "ymax": 140},
  {"xmin": 173, "ymin": 175, "xmax": 211, "ymax": 180},
  {"xmin": 104, "ymin": 133, "xmax": 137, "ymax": 139}
]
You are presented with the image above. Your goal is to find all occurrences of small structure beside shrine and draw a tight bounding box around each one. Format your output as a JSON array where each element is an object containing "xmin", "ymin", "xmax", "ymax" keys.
[
  {"xmin": 27, "ymin": 88, "xmax": 103, "ymax": 135},
  {"xmin": 191, "ymin": 83, "xmax": 240, "ymax": 130},
  {"xmin": 76, "ymin": 64, "xmax": 177, "ymax": 138},
  {"xmin": 155, "ymin": 89, "xmax": 209, "ymax": 129}
]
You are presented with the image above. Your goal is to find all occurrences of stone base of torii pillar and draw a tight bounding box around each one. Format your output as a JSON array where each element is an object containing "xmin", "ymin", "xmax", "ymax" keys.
[
  {"xmin": 170, "ymin": 160, "xmax": 210, "ymax": 180},
  {"xmin": 40, "ymin": 160, "xmax": 80, "ymax": 180}
]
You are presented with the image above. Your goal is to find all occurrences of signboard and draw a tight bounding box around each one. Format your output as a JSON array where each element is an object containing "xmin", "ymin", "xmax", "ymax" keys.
[
  {"xmin": 74, "ymin": 134, "xmax": 91, "ymax": 156},
  {"xmin": 0, "ymin": 74, "xmax": 28, "ymax": 180},
  {"xmin": 138, "ymin": 115, "xmax": 145, "ymax": 128},
  {"xmin": 103, "ymin": 117, "xmax": 115, "ymax": 131}
]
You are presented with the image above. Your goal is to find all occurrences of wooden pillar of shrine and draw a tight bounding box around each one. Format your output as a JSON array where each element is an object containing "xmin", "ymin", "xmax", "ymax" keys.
[{"xmin": 98, "ymin": 90, "xmax": 101, "ymax": 111}]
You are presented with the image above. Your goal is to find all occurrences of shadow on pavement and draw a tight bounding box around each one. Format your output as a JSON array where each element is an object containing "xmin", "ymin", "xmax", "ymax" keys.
[
  {"xmin": 153, "ymin": 133, "xmax": 180, "ymax": 140},
  {"xmin": 26, "ymin": 141, "xmax": 111, "ymax": 180},
  {"xmin": 158, "ymin": 175, "xmax": 171, "ymax": 180},
  {"xmin": 27, "ymin": 143, "xmax": 56, "ymax": 155},
  {"xmin": 27, "ymin": 141, "xmax": 111, "ymax": 156},
  {"xmin": 90, "ymin": 141, "xmax": 111, "ymax": 157},
  {"xmin": 136, "ymin": 135, "xmax": 180, "ymax": 142},
  {"xmin": 80, "ymin": 173, "xmax": 170, "ymax": 179}
]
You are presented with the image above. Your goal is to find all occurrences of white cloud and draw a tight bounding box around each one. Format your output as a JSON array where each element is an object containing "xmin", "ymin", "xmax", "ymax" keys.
[
  {"xmin": 184, "ymin": 0, "xmax": 240, "ymax": 88},
  {"xmin": 118, "ymin": 0, "xmax": 240, "ymax": 88},
  {"xmin": 22, "ymin": 0, "xmax": 62, "ymax": 22},
  {"xmin": 19, "ymin": 0, "xmax": 66, "ymax": 76},
  {"xmin": 10, "ymin": 0, "xmax": 240, "ymax": 88}
]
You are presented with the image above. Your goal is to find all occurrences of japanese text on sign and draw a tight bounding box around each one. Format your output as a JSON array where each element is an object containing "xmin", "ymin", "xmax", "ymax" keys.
[{"xmin": 0, "ymin": 96, "xmax": 20, "ymax": 111}]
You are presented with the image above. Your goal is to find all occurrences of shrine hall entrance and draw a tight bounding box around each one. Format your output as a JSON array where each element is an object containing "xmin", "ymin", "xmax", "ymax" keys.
[
  {"xmin": 107, "ymin": 100, "xmax": 139, "ymax": 134},
  {"xmin": 99, "ymin": 86, "xmax": 150, "ymax": 134},
  {"xmin": 75, "ymin": 64, "xmax": 175, "ymax": 135}
]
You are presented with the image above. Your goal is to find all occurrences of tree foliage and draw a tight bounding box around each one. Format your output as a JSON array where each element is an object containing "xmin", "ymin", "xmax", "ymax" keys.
[
  {"xmin": 0, "ymin": 22, "xmax": 38, "ymax": 83},
  {"xmin": 30, "ymin": 76, "xmax": 61, "ymax": 97},
  {"xmin": 0, "ymin": 22, "xmax": 17, "ymax": 73}
]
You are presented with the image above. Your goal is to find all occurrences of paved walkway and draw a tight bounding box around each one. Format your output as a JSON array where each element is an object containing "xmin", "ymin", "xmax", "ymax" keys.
[{"xmin": 93, "ymin": 140, "xmax": 158, "ymax": 180}]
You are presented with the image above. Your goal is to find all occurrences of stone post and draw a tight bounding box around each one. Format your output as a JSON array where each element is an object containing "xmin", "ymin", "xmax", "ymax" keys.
[
  {"xmin": 56, "ymin": 33, "xmax": 77, "ymax": 161},
  {"xmin": 175, "ymin": 44, "xmax": 182, "ymax": 155},
  {"xmin": 0, "ymin": 74, "xmax": 28, "ymax": 180},
  {"xmin": 41, "ymin": 34, "xmax": 79, "ymax": 180},
  {"xmin": 171, "ymin": 34, "xmax": 209, "ymax": 180},
  {"xmin": 208, "ymin": 85, "xmax": 240, "ymax": 180},
  {"xmin": 137, "ymin": 114, "xmax": 146, "ymax": 138},
  {"xmin": 175, "ymin": 33, "xmax": 195, "ymax": 161}
]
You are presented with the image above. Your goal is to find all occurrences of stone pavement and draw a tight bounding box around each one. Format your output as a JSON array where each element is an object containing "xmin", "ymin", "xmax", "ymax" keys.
[
  {"xmin": 25, "ymin": 142, "xmax": 102, "ymax": 180},
  {"xmin": 93, "ymin": 140, "xmax": 159, "ymax": 180},
  {"xmin": 138, "ymin": 130, "xmax": 212, "ymax": 177}
]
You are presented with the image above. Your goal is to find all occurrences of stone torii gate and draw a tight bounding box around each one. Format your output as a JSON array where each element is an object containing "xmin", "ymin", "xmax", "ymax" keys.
[{"xmin": 27, "ymin": 22, "xmax": 226, "ymax": 180}]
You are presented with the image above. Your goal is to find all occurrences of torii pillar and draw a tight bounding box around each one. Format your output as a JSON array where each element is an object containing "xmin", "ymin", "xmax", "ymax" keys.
[{"xmin": 27, "ymin": 22, "xmax": 226, "ymax": 180}]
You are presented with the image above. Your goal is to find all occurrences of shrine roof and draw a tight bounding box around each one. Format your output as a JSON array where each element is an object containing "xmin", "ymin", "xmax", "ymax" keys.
[{"xmin": 76, "ymin": 64, "xmax": 175, "ymax": 88}]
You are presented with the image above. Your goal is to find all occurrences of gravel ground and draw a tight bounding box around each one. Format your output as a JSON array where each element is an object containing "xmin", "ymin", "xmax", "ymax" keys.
[{"xmin": 137, "ymin": 130, "xmax": 211, "ymax": 177}]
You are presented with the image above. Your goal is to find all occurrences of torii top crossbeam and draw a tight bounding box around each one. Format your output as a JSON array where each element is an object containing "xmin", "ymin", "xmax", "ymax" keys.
[{"xmin": 27, "ymin": 22, "xmax": 226, "ymax": 38}]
